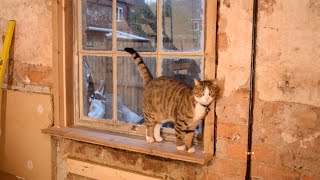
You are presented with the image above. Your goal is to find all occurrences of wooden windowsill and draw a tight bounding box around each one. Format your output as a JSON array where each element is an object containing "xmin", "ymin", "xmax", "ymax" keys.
[{"xmin": 42, "ymin": 126, "xmax": 213, "ymax": 164}]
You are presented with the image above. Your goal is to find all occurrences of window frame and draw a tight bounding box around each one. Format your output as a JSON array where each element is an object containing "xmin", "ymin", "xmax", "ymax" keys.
[{"xmin": 47, "ymin": 0, "xmax": 218, "ymax": 164}]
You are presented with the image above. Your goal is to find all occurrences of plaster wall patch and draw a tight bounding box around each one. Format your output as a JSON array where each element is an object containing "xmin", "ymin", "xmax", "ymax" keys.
[
  {"xmin": 281, "ymin": 132, "xmax": 297, "ymax": 143},
  {"xmin": 300, "ymin": 132, "xmax": 320, "ymax": 148},
  {"xmin": 27, "ymin": 160, "xmax": 34, "ymax": 170},
  {"xmin": 37, "ymin": 104, "xmax": 44, "ymax": 114}
]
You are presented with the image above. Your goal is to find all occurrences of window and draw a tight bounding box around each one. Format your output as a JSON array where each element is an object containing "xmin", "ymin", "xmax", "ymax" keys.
[
  {"xmin": 46, "ymin": 0, "xmax": 217, "ymax": 164},
  {"xmin": 116, "ymin": 7, "xmax": 123, "ymax": 22},
  {"xmin": 79, "ymin": 0, "xmax": 206, "ymax": 139}
]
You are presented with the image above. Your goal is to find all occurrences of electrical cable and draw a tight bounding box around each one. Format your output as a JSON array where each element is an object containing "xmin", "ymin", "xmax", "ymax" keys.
[{"xmin": 245, "ymin": 0, "xmax": 258, "ymax": 179}]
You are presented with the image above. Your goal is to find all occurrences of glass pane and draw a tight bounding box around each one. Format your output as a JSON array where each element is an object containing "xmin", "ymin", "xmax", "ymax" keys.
[
  {"xmin": 117, "ymin": 56, "xmax": 156, "ymax": 124},
  {"xmin": 162, "ymin": 58, "xmax": 202, "ymax": 131},
  {"xmin": 82, "ymin": 56, "xmax": 113, "ymax": 120},
  {"xmin": 162, "ymin": 58, "xmax": 202, "ymax": 86},
  {"xmin": 82, "ymin": 0, "xmax": 113, "ymax": 50},
  {"xmin": 163, "ymin": 0, "xmax": 203, "ymax": 52},
  {"xmin": 162, "ymin": 57, "xmax": 203, "ymax": 132},
  {"xmin": 117, "ymin": 0, "xmax": 157, "ymax": 52}
]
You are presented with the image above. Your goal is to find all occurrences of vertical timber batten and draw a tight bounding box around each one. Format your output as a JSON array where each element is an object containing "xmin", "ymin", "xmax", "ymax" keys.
[
  {"xmin": 203, "ymin": 0, "xmax": 217, "ymax": 154},
  {"xmin": 53, "ymin": 0, "xmax": 74, "ymax": 127}
]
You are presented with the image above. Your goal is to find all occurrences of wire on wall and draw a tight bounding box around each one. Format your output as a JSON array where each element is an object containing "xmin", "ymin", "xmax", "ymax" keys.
[{"xmin": 245, "ymin": 0, "xmax": 258, "ymax": 179}]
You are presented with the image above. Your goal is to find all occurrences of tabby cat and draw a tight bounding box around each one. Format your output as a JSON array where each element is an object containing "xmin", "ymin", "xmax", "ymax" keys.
[{"xmin": 124, "ymin": 48, "xmax": 219, "ymax": 153}]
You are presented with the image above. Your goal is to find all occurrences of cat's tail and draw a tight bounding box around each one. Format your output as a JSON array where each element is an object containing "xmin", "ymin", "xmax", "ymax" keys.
[{"xmin": 124, "ymin": 48, "xmax": 153, "ymax": 85}]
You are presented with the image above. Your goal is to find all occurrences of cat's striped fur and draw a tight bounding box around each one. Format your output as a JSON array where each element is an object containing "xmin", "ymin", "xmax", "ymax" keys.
[{"xmin": 124, "ymin": 48, "xmax": 219, "ymax": 153}]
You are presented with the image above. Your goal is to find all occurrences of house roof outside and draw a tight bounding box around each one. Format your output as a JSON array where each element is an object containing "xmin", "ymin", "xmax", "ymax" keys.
[{"xmin": 87, "ymin": 26, "xmax": 150, "ymax": 41}]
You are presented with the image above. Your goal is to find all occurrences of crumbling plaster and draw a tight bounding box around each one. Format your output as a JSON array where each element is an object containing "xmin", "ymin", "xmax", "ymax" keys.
[
  {"xmin": 0, "ymin": 0, "xmax": 53, "ymax": 92},
  {"xmin": 218, "ymin": 0, "xmax": 320, "ymax": 105},
  {"xmin": 214, "ymin": 0, "xmax": 320, "ymax": 178},
  {"xmin": 0, "ymin": 0, "xmax": 52, "ymax": 67},
  {"xmin": 256, "ymin": 0, "xmax": 320, "ymax": 106}
]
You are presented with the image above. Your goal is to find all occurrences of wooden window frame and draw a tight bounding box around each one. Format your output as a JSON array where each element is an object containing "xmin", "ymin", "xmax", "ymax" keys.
[{"xmin": 43, "ymin": 0, "xmax": 217, "ymax": 165}]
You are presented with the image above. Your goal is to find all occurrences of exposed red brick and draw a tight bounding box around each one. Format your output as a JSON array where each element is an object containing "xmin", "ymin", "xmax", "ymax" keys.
[
  {"xmin": 218, "ymin": 123, "xmax": 248, "ymax": 142},
  {"xmin": 7, "ymin": 62, "xmax": 53, "ymax": 88},
  {"xmin": 218, "ymin": 15, "xmax": 228, "ymax": 32},
  {"xmin": 252, "ymin": 145, "xmax": 278, "ymax": 164},
  {"xmin": 216, "ymin": 89, "xmax": 250, "ymax": 126},
  {"xmin": 303, "ymin": 174, "xmax": 320, "ymax": 180},
  {"xmin": 108, "ymin": 149, "xmax": 139, "ymax": 167},
  {"xmin": 184, "ymin": 167, "xmax": 197, "ymax": 180},
  {"xmin": 141, "ymin": 158, "xmax": 167, "ymax": 174},
  {"xmin": 218, "ymin": 32, "xmax": 229, "ymax": 51},
  {"xmin": 95, "ymin": 147, "xmax": 103, "ymax": 158},
  {"xmin": 75, "ymin": 145, "xmax": 86, "ymax": 155},
  {"xmin": 206, "ymin": 172, "xmax": 244, "ymax": 180},
  {"xmin": 251, "ymin": 164, "xmax": 299, "ymax": 180},
  {"xmin": 209, "ymin": 158, "xmax": 246, "ymax": 176},
  {"xmin": 226, "ymin": 143, "xmax": 247, "ymax": 161}
]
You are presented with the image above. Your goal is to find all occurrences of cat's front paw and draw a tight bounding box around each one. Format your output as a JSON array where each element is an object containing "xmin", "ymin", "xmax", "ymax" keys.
[
  {"xmin": 155, "ymin": 136, "xmax": 163, "ymax": 142},
  {"xmin": 187, "ymin": 147, "xmax": 195, "ymax": 153},
  {"xmin": 176, "ymin": 145, "xmax": 186, "ymax": 151},
  {"xmin": 146, "ymin": 136, "xmax": 155, "ymax": 143}
]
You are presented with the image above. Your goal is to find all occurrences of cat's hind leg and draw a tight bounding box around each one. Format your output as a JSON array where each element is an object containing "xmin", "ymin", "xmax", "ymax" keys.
[{"xmin": 154, "ymin": 119, "xmax": 172, "ymax": 142}]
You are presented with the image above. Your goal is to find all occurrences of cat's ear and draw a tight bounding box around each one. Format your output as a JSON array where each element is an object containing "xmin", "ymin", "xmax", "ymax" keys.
[
  {"xmin": 194, "ymin": 78, "xmax": 200, "ymax": 86},
  {"xmin": 211, "ymin": 79, "xmax": 218, "ymax": 85}
]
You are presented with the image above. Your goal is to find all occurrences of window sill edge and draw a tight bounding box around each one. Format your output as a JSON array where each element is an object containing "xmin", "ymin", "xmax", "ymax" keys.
[{"xmin": 42, "ymin": 126, "xmax": 213, "ymax": 164}]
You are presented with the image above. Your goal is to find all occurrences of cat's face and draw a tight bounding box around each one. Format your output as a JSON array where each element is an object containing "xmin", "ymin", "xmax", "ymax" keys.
[{"xmin": 193, "ymin": 79, "xmax": 219, "ymax": 106}]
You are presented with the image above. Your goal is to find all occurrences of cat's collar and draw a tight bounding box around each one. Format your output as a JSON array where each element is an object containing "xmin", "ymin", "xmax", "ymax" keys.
[{"xmin": 198, "ymin": 103, "xmax": 211, "ymax": 112}]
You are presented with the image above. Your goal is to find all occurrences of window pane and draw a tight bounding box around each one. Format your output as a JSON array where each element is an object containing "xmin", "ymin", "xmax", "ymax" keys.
[
  {"xmin": 162, "ymin": 58, "xmax": 202, "ymax": 86},
  {"xmin": 117, "ymin": 56, "xmax": 156, "ymax": 124},
  {"xmin": 162, "ymin": 57, "xmax": 203, "ymax": 132},
  {"xmin": 163, "ymin": 0, "xmax": 203, "ymax": 52},
  {"xmin": 82, "ymin": 56, "xmax": 113, "ymax": 120},
  {"xmin": 117, "ymin": 0, "xmax": 157, "ymax": 52},
  {"xmin": 82, "ymin": 0, "xmax": 113, "ymax": 50}
]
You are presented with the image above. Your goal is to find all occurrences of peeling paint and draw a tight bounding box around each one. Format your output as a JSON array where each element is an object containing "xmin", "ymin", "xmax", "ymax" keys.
[
  {"xmin": 37, "ymin": 104, "xmax": 44, "ymax": 114},
  {"xmin": 223, "ymin": 0, "xmax": 231, "ymax": 8},
  {"xmin": 27, "ymin": 160, "xmax": 34, "ymax": 170},
  {"xmin": 309, "ymin": 0, "xmax": 320, "ymax": 16},
  {"xmin": 259, "ymin": 0, "xmax": 277, "ymax": 14}
]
